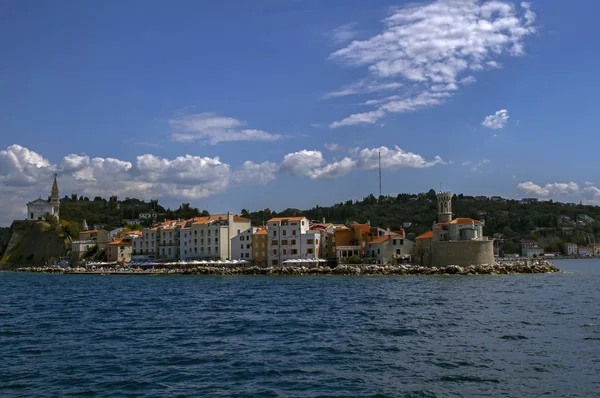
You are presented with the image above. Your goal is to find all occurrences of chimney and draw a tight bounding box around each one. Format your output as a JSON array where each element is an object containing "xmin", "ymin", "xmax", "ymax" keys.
[
  {"xmin": 386, "ymin": 227, "xmax": 391, "ymax": 236},
  {"xmin": 322, "ymin": 217, "xmax": 326, "ymax": 224},
  {"xmin": 366, "ymin": 220, "xmax": 371, "ymax": 226}
]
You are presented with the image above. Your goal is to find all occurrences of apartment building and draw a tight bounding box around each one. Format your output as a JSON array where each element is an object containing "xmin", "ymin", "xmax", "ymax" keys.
[
  {"xmin": 231, "ymin": 227, "xmax": 258, "ymax": 260},
  {"xmin": 252, "ymin": 227, "xmax": 268, "ymax": 265},
  {"xmin": 267, "ymin": 216, "xmax": 319, "ymax": 266},
  {"xmin": 180, "ymin": 213, "xmax": 251, "ymax": 260}
]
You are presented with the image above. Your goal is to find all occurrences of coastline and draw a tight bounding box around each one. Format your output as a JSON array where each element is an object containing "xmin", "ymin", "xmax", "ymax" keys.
[{"xmin": 11, "ymin": 261, "xmax": 559, "ymax": 276}]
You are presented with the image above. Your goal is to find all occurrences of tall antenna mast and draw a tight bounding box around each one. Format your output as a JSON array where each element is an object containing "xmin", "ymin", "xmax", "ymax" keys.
[{"xmin": 378, "ymin": 151, "xmax": 382, "ymax": 197}]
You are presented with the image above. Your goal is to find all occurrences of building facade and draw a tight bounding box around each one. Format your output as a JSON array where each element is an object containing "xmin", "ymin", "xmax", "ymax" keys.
[
  {"xmin": 27, "ymin": 175, "xmax": 60, "ymax": 221},
  {"xmin": 564, "ymin": 243, "xmax": 578, "ymax": 256},
  {"xmin": 267, "ymin": 216, "xmax": 320, "ymax": 266},
  {"xmin": 252, "ymin": 227, "xmax": 268, "ymax": 265},
  {"xmin": 231, "ymin": 227, "xmax": 257, "ymax": 260},
  {"xmin": 106, "ymin": 237, "xmax": 133, "ymax": 263},
  {"xmin": 365, "ymin": 232, "xmax": 414, "ymax": 264}
]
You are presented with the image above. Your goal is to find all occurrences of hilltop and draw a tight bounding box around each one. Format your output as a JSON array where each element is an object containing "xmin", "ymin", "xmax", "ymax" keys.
[{"xmin": 13, "ymin": 190, "xmax": 600, "ymax": 255}]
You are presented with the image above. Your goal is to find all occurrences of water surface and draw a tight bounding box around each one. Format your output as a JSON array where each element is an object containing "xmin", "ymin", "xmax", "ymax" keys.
[{"xmin": 1, "ymin": 259, "xmax": 599, "ymax": 397}]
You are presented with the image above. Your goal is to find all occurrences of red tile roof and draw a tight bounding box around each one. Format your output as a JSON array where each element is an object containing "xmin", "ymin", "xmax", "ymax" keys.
[{"xmin": 416, "ymin": 230, "xmax": 433, "ymax": 240}]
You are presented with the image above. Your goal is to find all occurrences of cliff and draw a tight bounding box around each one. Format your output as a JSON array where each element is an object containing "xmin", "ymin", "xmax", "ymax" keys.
[{"xmin": 0, "ymin": 220, "xmax": 69, "ymax": 270}]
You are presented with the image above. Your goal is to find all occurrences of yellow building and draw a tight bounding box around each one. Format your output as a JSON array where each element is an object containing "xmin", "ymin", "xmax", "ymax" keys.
[{"xmin": 252, "ymin": 227, "xmax": 268, "ymax": 265}]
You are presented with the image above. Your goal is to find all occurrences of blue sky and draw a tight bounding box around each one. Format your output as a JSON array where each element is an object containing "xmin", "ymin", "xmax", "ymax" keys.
[{"xmin": 1, "ymin": 0, "xmax": 599, "ymax": 225}]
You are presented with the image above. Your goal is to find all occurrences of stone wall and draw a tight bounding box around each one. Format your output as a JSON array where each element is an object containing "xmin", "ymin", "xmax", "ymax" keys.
[{"xmin": 431, "ymin": 240, "xmax": 494, "ymax": 267}]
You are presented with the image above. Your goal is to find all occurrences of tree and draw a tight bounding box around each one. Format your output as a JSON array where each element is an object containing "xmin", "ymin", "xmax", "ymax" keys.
[
  {"xmin": 201, "ymin": 210, "xmax": 210, "ymax": 217},
  {"xmin": 241, "ymin": 209, "xmax": 249, "ymax": 217}
]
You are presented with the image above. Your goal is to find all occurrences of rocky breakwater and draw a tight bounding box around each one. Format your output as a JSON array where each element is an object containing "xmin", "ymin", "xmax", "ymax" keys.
[{"xmin": 15, "ymin": 260, "xmax": 559, "ymax": 275}]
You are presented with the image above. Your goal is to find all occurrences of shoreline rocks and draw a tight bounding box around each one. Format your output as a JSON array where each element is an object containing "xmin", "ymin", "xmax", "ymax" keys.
[{"xmin": 13, "ymin": 260, "xmax": 560, "ymax": 276}]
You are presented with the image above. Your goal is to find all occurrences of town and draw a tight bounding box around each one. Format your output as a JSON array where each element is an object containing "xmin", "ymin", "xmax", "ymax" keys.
[{"xmin": 10, "ymin": 176, "xmax": 598, "ymax": 268}]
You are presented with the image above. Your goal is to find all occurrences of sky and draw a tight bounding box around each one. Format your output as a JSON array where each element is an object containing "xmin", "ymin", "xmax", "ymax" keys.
[{"xmin": 1, "ymin": 0, "xmax": 600, "ymax": 226}]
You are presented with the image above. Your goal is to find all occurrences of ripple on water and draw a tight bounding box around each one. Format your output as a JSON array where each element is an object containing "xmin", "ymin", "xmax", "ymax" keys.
[{"xmin": 0, "ymin": 260, "xmax": 599, "ymax": 397}]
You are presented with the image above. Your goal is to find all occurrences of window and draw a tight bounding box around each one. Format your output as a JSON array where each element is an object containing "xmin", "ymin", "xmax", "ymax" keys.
[
  {"xmin": 237, "ymin": 229, "xmax": 241, "ymax": 235},
  {"xmin": 378, "ymin": 249, "xmax": 380, "ymax": 254},
  {"xmin": 392, "ymin": 240, "xmax": 396, "ymax": 245},
  {"xmin": 396, "ymin": 249, "xmax": 401, "ymax": 255},
  {"xmin": 208, "ymin": 238, "xmax": 211, "ymax": 244},
  {"xmin": 307, "ymin": 248, "xmax": 313, "ymax": 254},
  {"xmin": 302, "ymin": 221, "xmax": 305, "ymax": 226},
  {"xmin": 292, "ymin": 230, "xmax": 296, "ymax": 235},
  {"xmin": 272, "ymin": 249, "xmax": 277, "ymax": 255},
  {"xmin": 272, "ymin": 260, "xmax": 278, "ymax": 266},
  {"xmin": 400, "ymin": 239, "xmax": 404, "ymax": 245},
  {"xmin": 246, "ymin": 244, "xmax": 251, "ymax": 249},
  {"xmin": 291, "ymin": 249, "xmax": 298, "ymax": 255},
  {"xmin": 271, "ymin": 240, "xmax": 278, "ymax": 246},
  {"xmin": 282, "ymin": 240, "xmax": 288, "ymax": 245},
  {"xmin": 215, "ymin": 247, "xmax": 218, "ymax": 253},
  {"xmin": 245, "ymin": 253, "xmax": 250, "ymax": 258},
  {"xmin": 283, "ymin": 249, "xmax": 287, "ymax": 255},
  {"xmin": 307, "ymin": 239, "xmax": 314, "ymax": 244},
  {"xmin": 241, "ymin": 244, "xmax": 244, "ymax": 249},
  {"xmin": 291, "ymin": 239, "xmax": 296, "ymax": 245},
  {"xmin": 207, "ymin": 247, "xmax": 211, "ymax": 253},
  {"xmin": 215, "ymin": 238, "xmax": 218, "ymax": 244},
  {"xmin": 316, "ymin": 239, "xmax": 319, "ymax": 245},
  {"xmin": 273, "ymin": 230, "xmax": 277, "ymax": 236},
  {"xmin": 283, "ymin": 230, "xmax": 286, "ymax": 236},
  {"xmin": 255, "ymin": 242, "xmax": 258, "ymax": 248},
  {"xmin": 208, "ymin": 230, "xmax": 211, "ymax": 235},
  {"xmin": 200, "ymin": 230, "xmax": 204, "ymax": 236}
]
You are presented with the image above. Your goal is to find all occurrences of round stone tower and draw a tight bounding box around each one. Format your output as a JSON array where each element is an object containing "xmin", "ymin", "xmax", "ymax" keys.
[{"xmin": 437, "ymin": 191, "xmax": 453, "ymax": 223}]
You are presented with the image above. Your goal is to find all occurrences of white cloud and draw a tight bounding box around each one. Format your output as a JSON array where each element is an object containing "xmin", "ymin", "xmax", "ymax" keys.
[
  {"xmin": 280, "ymin": 150, "xmax": 325, "ymax": 177},
  {"xmin": 463, "ymin": 158, "xmax": 491, "ymax": 172},
  {"xmin": 311, "ymin": 157, "xmax": 357, "ymax": 179},
  {"xmin": 324, "ymin": 80, "xmax": 403, "ymax": 99},
  {"xmin": 169, "ymin": 112, "xmax": 282, "ymax": 144},
  {"xmin": 324, "ymin": 143, "xmax": 341, "ymax": 151},
  {"xmin": 327, "ymin": 0, "xmax": 535, "ymax": 127},
  {"xmin": 0, "ymin": 144, "xmax": 55, "ymax": 187},
  {"xmin": 517, "ymin": 181, "xmax": 580, "ymax": 197},
  {"xmin": 330, "ymin": 23, "xmax": 360, "ymax": 44},
  {"xmin": 357, "ymin": 146, "xmax": 445, "ymax": 170},
  {"xmin": 482, "ymin": 109, "xmax": 510, "ymax": 129},
  {"xmin": 0, "ymin": 144, "xmax": 447, "ymax": 225},
  {"xmin": 233, "ymin": 161, "xmax": 278, "ymax": 185}
]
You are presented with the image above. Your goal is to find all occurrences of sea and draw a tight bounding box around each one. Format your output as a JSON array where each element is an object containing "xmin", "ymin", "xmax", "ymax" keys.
[{"xmin": 1, "ymin": 259, "xmax": 599, "ymax": 397}]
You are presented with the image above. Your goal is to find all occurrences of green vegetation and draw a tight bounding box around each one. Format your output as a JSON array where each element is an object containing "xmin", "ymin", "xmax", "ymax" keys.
[
  {"xmin": 244, "ymin": 190, "xmax": 600, "ymax": 252},
  {"xmin": 51, "ymin": 191, "xmax": 600, "ymax": 254}
]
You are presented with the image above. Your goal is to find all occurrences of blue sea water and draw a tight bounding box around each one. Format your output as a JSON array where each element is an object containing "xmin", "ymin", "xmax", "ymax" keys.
[{"xmin": 1, "ymin": 259, "xmax": 599, "ymax": 397}]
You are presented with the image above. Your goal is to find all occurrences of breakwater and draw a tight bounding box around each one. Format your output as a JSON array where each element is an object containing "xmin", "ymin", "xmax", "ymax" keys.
[{"xmin": 14, "ymin": 261, "xmax": 559, "ymax": 275}]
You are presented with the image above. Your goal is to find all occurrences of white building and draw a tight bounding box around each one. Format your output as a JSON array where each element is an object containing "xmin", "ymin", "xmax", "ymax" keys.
[
  {"xmin": 564, "ymin": 243, "xmax": 578, "ymax": 256},
  {"xmin": 231, "ymin": 227, "xmax": 258, "ymax": 260},
  {"xmin": 179, "ymin": 213, "xmax": 251, "ymax": 261},
  {"xmin": 365, "ymin": 232, "xmax": 414, "ymax": 264},
  {"xmin": 27, "ymin": 175, "xmax": 60, "ymax": 221},
  {"xmin": 267, "ymin": 216, "xmax": 320, "ymax": 266}
]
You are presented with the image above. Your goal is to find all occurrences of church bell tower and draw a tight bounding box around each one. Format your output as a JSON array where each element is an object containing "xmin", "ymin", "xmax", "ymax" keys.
[
  {"xmin": 50, "ymin": 174, "xmax": 60, "ymax": 221},
  {"xmin": 437, "ymin": 191, "xmax": 453, "ymax": 223}
]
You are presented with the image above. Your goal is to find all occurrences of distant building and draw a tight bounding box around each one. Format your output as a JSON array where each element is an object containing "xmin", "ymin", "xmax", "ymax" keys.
[
  {"xmin": 27, "ymin": 175, "xmax": 60, "ymax": 221},
  {"xmin": 417, "ymin": 192, "xmax": 494, "ymax": 267},
  {"xmin": 564, "ymin": 243, "xmax": 578, "ymax": 256},
  {"xmin": 252, "ymin": 227, "xmax": 268, "ymax": 265},
  {"xmin": 365, "ymin": 230, "xmax": 414, "ymax": 264},
  {"xmin": 578, "ymin": 246, "xmax": 593, "ymax": 257},
  {"xmin": 79, "ymin": 229, "xmax": 109, "ymax": 249},
  {"xmin": 267, "ymin": 216, "xmax": 319, "ymax": 266},
  {"xmin": 231, "ymin": 227, "xmax": 257, "ymax": 260},
  {"xmin": 106, "ymin": 237, "xmax": 133, "ymax": 263},
  {"xmin": 474, "ymin": 196, "xmax": 488, "ymax": 201},
  {"xmin": 402, "ymin": 222, "xmax": 413, "ymax": 228},
  {"xmin": 490, "ymin": 196, "xmax": 506, "ymax": 203},
  {"xmin": 520, "ymin": 198, "xmax": 539, "ymax": 204}
]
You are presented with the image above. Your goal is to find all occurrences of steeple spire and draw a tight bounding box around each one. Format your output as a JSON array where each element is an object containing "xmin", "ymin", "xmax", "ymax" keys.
[
  {"xmin": 50, "ymin": 174, "xmax": 60, "ymax": 221},
  {"xmin": 51, "ymin": 174, "xmax": 59, "ymax": 198}
]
